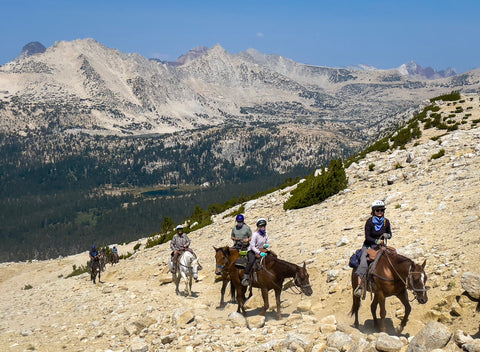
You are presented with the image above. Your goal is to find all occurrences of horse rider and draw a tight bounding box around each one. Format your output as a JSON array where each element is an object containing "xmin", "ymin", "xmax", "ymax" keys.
[
  {"xmin": 89, "ymin": 245, "xmax": 99, "ymax": 270},
  {"xmin": 242, "ymin": 218, "xmax": 269, "ymax": 286},
  {"xmin": 231, "ymin": 214, "xmax": 252, "ymax": 250},
  {"xmin": 112, "ymin": 246, "xmax": 119, "ymax": 261},
  {"xmin": 170, "ymin": 225, "xmax": 191, "ymax": 274},
  {"xmin": 354, "ymin": 200, "xmax": 392, "ymax": 297}
]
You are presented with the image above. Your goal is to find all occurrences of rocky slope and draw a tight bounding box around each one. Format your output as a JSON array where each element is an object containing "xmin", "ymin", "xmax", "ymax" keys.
[{"xmin": 1, "ymin": 95, "xmax": 480, "ymax": 351}]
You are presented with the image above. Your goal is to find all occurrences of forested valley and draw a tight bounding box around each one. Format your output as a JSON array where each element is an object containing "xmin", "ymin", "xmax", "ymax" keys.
[{"xmin": 0, "ymin": 123, "xmax": 353, "ymax": 262}]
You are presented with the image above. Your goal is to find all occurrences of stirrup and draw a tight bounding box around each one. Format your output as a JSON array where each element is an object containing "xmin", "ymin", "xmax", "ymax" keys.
[{"xmin": 354, "ymin": 286, "xmax": 363, "ymax": 298}]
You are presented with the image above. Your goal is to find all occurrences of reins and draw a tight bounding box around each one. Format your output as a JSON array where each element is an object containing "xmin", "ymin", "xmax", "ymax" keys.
[
  {"xmin": 177, "ymin": 252, "xmax": 198, "ymax": 271},
  {"xmin": 382, "ymin": 248, "xmax": 427, "ymax": 302},
  {"xmin": 261, "ymin": 257, "xmax": 311, "ymax": 295}
]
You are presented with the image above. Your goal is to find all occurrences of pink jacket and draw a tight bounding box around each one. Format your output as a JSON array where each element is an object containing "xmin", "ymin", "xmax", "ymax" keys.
[{"xmin": 248, "ymin": 230, "xmax": 269, "ymax": 255}]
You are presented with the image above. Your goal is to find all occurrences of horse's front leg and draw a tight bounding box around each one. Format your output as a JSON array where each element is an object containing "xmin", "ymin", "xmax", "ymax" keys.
[
  {"xmin": 235, "ymin": 285, "xmax": 246, "ymax": 316},
  {"xmin": 187, "ymin": 275, "xmax": 193, "ymax": 296},
  {"xmin": 396, "ymin": 289, "xmax": 411, "ymax": 334},
  {"xmin": 378, "ymin": 295, "xmax": 387, "ymax": 332},
  {"xmin": 274, "ymin": 287, "xmax": 282, "ymax": 320},
  {"xmin": 174, "ymin": 273, "xmax": 180, "ymax": 295},
  {"xmin": 259, "ymin": 287, "xmax": 269, "ymax": 316},
  {"xmin": 180, "ymin": 271, "xmax": 189, "ymax": 295},
  {"xmin": 219, "ymin": 280, "xmax": 228, "ymax": 308}
]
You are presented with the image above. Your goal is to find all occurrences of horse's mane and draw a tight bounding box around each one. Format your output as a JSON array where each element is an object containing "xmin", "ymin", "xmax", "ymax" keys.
[
  {"xmin": 270, "ymin": 256, "xmax": 299, "ymax": 269},
  {"xmin": 384, "ymin": 249, "xmax": 414, "ymax": 266}
]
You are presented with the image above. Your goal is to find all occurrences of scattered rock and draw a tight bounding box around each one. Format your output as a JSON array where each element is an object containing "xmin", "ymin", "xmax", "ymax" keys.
[
  {"xmin": 461, "ymin": 272, "xmax": 480, "ymax": 299},
  {"xmin": 406, "ymin": 321, "xmax": 452, "ymax": 352}
]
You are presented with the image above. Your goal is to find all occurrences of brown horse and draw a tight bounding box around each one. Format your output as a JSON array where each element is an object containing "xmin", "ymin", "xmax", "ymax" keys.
[
  {"xmin": 90, "ymin": 257, "xmax": 101, "ymax": 284},
  {"xmin": 214, "ymin": 246, "xmax": 239, "ymax": 308},
  {"xmin": 110, "ymin": 252, "xmax": 119, "ymax": 266},
  {"xmin": 227, "ymin": 252, "xmax": 313, "ymax": 320},
  {"xmin": 350, "ymin": 247, "xmax": 428, "ymax": 334}
]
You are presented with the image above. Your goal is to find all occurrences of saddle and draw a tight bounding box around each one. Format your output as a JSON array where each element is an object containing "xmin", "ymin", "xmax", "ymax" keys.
[
  {"xmin": 367, "ymin": 246, "xmax": 396, "ymax": 262},
  {"xmin": 234, "ymin": 256, "xmax": 263, "ymax": 271},
  {"xmin": 365, "ymin": 246, "xmax": 397, "ymax": 292}
]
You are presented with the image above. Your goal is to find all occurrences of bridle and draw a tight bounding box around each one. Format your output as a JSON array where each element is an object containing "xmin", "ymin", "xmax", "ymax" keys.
[
  {"xmin": 291, "ymin": 272, "xmax": 313, "ymax": 294},
  {"xmin": 215, "ymin": 248, "xmax": 229, "ymax": 272},
  {"xmin": 265, "ymin": 266, "xmax": 312, "ymax": 295}
]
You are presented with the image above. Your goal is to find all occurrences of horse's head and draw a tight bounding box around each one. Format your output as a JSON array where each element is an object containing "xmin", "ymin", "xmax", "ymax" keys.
[
  {"xmin": 408, "ymin": 260, "xmax": 428, "ymax": 304},
  {"xmin": 214, "ymin": 246, "xmax": 230, "ymax": 276},
  {"xmin": 295, "ymin": 262, "xmax": 313, "ymax": 296}
]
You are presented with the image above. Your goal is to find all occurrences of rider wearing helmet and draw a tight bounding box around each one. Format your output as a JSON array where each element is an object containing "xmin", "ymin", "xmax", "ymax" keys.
[
  {"xmin": 242, "ymin": 218, "xmax": 270, "ymax": 286},
  {"xmin": 231, "ymin": 214, "xmax": 252, "ymax": 250},
  {"xmin": 170, "ymin": 225, "xmax": 191, "ymax": 274},
  {"xmin": 354, "ymin": 200, "xmax": 392, "ymax": 298}
]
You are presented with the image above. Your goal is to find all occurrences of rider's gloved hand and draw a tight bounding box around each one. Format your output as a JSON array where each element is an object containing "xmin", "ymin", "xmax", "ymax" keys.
[
  {"xmin": 260, "ymin": 252, "xmax": 267, "ymax": 257},
  {"xmin": 264, "ymin": 244, "xmax": 269, "ymax": 248},
  {"xmin": 375, "ymin": 238, "xmax": 384, "ymax": 245}
]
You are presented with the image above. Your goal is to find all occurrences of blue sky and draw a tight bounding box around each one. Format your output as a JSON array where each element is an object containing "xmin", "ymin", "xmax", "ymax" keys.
[{"xmin": 1, "ymin": 0, "xmax": 479, "ymax": 73}]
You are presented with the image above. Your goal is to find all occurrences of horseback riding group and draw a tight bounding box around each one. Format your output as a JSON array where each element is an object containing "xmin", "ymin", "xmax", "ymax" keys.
[
  {"xmin": 86, "ymin": 198, "xmax": 428, "ymax": 333},
  {"xmin": 213, "ymin": 199, "xmax": 428, "ymax": 333},
  {"xmin": 214, "ymin": 215, "xmax": 313, "ymax": 323},
  {"xmin": 88, "ymin": 245, "xmax": 120, "ymax": 284}
]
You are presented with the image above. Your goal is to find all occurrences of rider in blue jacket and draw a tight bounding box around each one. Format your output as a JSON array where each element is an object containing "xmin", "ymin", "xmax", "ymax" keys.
[{"xmin": 89, "ymin": 245, "xmax": 99, "ymax": 270}]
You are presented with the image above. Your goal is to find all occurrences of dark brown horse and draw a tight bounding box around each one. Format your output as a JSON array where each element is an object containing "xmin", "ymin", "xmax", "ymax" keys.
[
  {"xmin": 214, "ymin": 246, "xmax": 239, "ymax": 308},
  {"xmin": 350, "ymin": 247, "xmax": 428, "ymax": 334},
  {"xmin": 227, "ymin": 252, "xmax": 313, "ymax": 320},
  {"xmin": 110, "ymin": 252, "xmax": 119, "ymax": 266},
  {"xmin": 90, "ymin": 257, "xmax": 101, "ymax": 284}
]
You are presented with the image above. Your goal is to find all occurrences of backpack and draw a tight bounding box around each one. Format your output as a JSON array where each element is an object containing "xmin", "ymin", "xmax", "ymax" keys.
[{"xmin": 349, "ymin": 248, "xmax": 363, "ymax": 269}]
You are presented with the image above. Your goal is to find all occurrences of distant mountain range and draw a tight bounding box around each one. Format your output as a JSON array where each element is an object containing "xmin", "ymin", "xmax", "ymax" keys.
[{"xmin": 1, "ymin": 38, "xmax": 477, "ymax": 139}]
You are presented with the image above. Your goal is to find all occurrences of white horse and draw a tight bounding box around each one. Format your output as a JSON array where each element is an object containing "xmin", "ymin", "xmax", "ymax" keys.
[{"xmin": 169, "ymin": 251, "xmax": 201, "ymax": 296}]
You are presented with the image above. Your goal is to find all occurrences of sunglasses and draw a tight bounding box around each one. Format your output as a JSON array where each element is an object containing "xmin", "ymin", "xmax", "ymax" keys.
[{"xmin": 375, "ymin": 209, "xmax": 385, "ymax": 212}]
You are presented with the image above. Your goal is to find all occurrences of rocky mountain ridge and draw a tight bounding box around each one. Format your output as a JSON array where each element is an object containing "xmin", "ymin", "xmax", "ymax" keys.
[
  {"xmin": 1, "ymin": 38, "xmax": 479, "ymax": 138},
  {"xmin": 1, "ymin": 94, "xmax": 479, "ymax": 351}
]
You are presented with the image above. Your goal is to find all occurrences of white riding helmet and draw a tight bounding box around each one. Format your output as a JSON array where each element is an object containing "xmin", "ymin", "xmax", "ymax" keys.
[
  {"xmin": 176, "ymin": 225, "xmax": 184, "ymax": 231},
  {"xmin": 371, "ymin": 200, "xmax": 386, "ymax": 209},
  {"xmin": 256, "ymin": 218, "xmax": 267, "ymax": 227}
]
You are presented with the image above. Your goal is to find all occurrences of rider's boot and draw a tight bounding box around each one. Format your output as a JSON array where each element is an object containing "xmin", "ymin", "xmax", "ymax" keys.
[
  {"xmin": 242, "ymin": 273, "xmax": 250, "ymax": 286},
  {"xmin": 354, "ymin": 278, "xmax": 364, "ymax": 298}
]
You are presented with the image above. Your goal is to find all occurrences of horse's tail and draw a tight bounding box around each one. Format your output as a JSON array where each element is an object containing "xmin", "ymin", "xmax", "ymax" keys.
[
  {"xmin": 350, "ymin": 269, "xmax": 361, "ymax": 316},
  {"xmin": 350, "ymin": 298, "xmax": 361, "ymax": 316}
]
